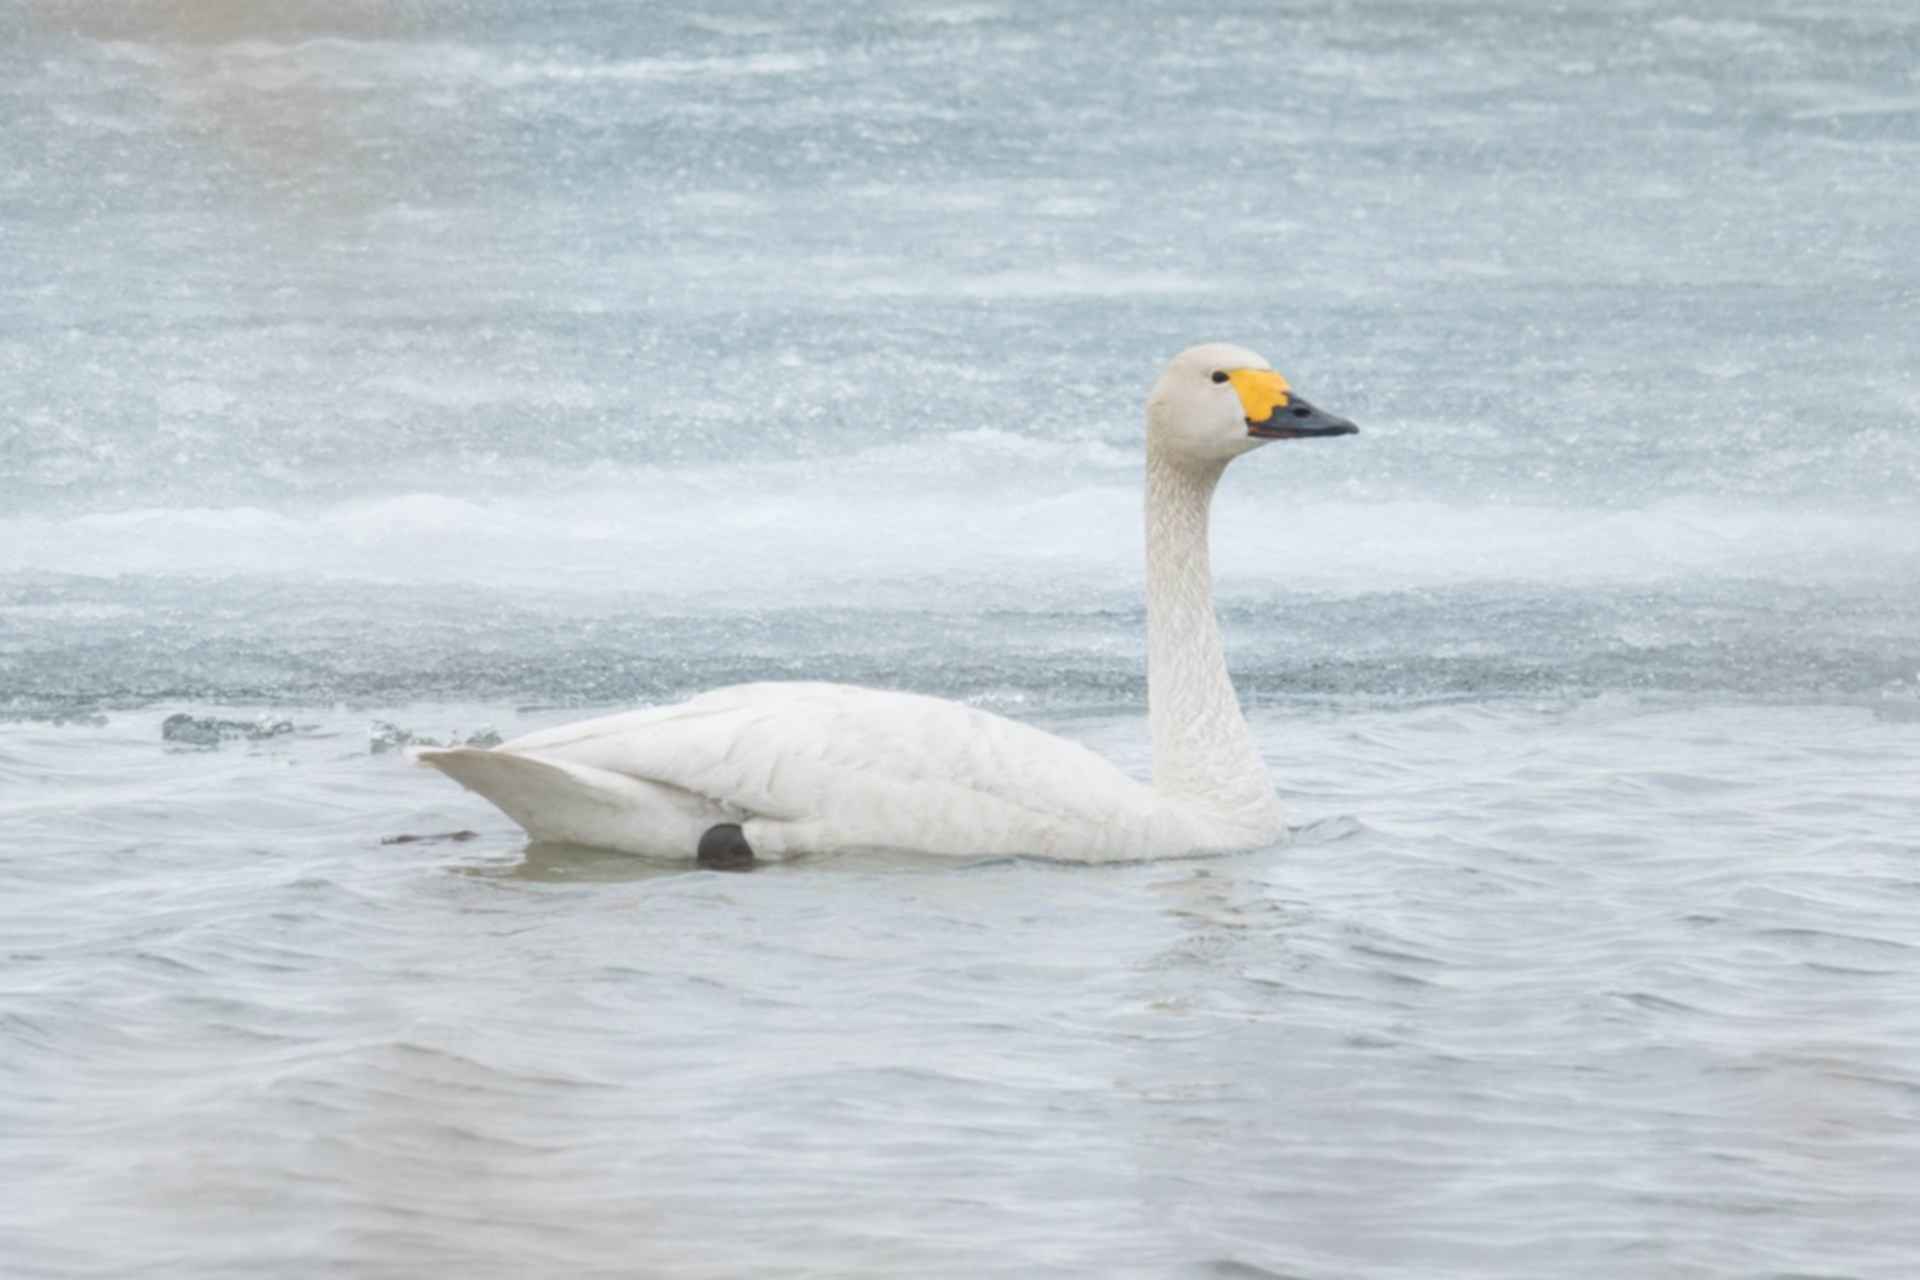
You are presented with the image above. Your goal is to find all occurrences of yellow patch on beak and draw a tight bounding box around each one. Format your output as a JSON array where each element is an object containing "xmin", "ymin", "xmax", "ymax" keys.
[{"xmin": 1226, "ymin": 368, "xmax": 1291, "ymax": 426}]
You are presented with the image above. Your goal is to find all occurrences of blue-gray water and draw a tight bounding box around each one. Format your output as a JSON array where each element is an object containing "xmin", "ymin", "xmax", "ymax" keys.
[{"xmin": 3, "ymin": 2, "xmax": 1919, "ymax": 1276}]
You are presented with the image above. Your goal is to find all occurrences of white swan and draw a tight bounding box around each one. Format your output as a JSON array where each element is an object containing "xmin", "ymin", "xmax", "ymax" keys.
[{"xmin": 421, "ymin": 343, "xmax": 1356, "ymax": 863}]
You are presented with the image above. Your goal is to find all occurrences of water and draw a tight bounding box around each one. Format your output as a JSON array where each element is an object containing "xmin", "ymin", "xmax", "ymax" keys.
[{"xmin": 3, "ymin": 1, "xmax": 1919, "ymax": 1274}]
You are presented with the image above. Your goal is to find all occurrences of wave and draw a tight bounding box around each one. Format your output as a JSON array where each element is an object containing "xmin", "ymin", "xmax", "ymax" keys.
[{"xmin": 78, "ymin": 35, "xmax": 832, "ymax": 93}]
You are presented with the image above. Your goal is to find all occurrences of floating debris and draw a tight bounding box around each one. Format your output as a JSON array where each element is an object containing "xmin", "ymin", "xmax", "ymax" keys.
[
  {"xmin": 369, "ymin": 721, "xmax": 504, "ymax": 755},
  {"xmin": 161, "ymin": 713, "xmax": 299, "ymax": 746},
  {"xmin": 368, "ymin": 721, "xmax": 414, "ymax": 754}
]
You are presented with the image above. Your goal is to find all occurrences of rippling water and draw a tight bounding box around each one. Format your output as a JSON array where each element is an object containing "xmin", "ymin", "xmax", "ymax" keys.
[
  {"xmin": 6, "ymin": 699, "xmax": 1919, "ymax": 1277},
  {"xmin": 4, "ymin": 0, "xmax": 1920, "ymax": 1275}
]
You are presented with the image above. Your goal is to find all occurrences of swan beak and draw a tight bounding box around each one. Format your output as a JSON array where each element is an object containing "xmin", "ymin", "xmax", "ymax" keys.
[{"xmin": 1229, "ymin": 368, "xmax": 1359, "ymax": 440}]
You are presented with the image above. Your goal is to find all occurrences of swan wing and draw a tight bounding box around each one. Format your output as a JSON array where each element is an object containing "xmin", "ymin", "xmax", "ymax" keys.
[{"xmin": 490, "ymin": 682, "xmax": 1169, "ymax": 859}]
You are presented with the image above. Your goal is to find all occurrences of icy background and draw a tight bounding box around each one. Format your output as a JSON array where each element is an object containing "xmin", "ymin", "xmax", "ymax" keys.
[
  {"xmin": 4, "ymin": 0, "xmax": 1918, "ymax": 712},
  {"xmin": 4, "ymin": 2, "xmax": 1920, "ymax": 1277}
]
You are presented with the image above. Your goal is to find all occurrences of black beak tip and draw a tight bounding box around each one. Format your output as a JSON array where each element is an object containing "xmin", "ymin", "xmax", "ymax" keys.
[
  {"xmin": 1247, "ymin": 417, "xmax": 1360, "ymax": 440},
  {"xmin": 1245, "ymin": 394, "xmax": 1359, "ymax": 440}
]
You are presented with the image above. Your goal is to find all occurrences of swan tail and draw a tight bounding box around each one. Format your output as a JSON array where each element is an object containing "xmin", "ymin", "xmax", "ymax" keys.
[{"xmin": 417, "ymin": 747, "xmax": 717, "ymax": 859}]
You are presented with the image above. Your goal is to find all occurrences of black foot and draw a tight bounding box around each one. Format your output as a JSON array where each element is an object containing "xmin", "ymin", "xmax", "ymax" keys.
[{"xmin": 697, "ymin": 823, "xmax": 755, "ymax": 870}]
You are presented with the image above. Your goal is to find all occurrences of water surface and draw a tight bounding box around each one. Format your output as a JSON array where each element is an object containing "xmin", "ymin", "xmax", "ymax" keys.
[{"xmin": 3, "ymin": 1, "xmax": 1919, "ymax": 1275}]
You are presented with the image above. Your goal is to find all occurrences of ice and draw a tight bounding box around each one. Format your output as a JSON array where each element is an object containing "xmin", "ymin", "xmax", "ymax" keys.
[{"xmin": 0, "ymin": 0, "xmax": 1915, "ymax": 711}]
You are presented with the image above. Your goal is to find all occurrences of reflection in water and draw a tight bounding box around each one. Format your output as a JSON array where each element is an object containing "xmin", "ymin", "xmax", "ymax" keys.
[
  {"xmin": 465, "ymin": 813, "xmax": 1369, "ymax": 886},
  {"xmin": 463, "ymin": 840, "xmax": 697, "ymax": 884}
]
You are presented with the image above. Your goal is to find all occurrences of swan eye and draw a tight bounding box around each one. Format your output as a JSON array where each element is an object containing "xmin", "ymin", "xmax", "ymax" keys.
[{"xmin": 1210, "ymin": 371, "xmax": 1228, "ymax": 384}]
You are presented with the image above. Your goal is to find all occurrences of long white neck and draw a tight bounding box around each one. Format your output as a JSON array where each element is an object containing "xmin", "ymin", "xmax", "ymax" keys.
[{"xmin": 1144, "ymin": 442, "xmax": 1282, "ymax": 833}]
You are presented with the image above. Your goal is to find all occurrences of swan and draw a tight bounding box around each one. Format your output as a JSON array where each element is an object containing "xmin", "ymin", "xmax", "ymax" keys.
[{"xmin": 420, "ymin": 343, "xmax": 1357, "ymax": 863}]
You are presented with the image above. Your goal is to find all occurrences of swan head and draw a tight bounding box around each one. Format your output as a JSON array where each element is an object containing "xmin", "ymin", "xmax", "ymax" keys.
[{"xmin": 1146, "ymin": 342, "xmax": 1358, "ymax": 464}]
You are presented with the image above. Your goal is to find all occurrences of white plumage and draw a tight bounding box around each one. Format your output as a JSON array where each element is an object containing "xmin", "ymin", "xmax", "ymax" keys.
[{"xmin": 421, "ymin": 343, "xmax": 1357, "ymax": 861}]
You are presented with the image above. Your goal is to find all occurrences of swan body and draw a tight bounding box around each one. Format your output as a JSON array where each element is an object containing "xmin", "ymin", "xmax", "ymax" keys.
[
  {"xmin": 427, "ymin": 682, "xmax": 1213, "ymax": 862},
  {"xmin": 422, "ymin": 343, "xmax": 1357, "ymax": 861}
]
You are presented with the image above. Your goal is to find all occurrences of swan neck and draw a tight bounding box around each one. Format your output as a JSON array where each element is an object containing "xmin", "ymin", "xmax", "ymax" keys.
[{"xmin": 1143, "ymin": 444, "xmax": 1279, "ymax": 832}]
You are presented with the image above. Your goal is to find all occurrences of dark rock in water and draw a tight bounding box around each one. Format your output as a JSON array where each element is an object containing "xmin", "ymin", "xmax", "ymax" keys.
[
  {"xmin": 381, "ymin": 830, "xmax": 481, "ymax": 846},
  {"xmin": 161, "ymin": 713, "xmax": 298, "ymax": 746},
  {"xmin": 160, "ymin": 714, "xmax": 220, "ymax": 746}
]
